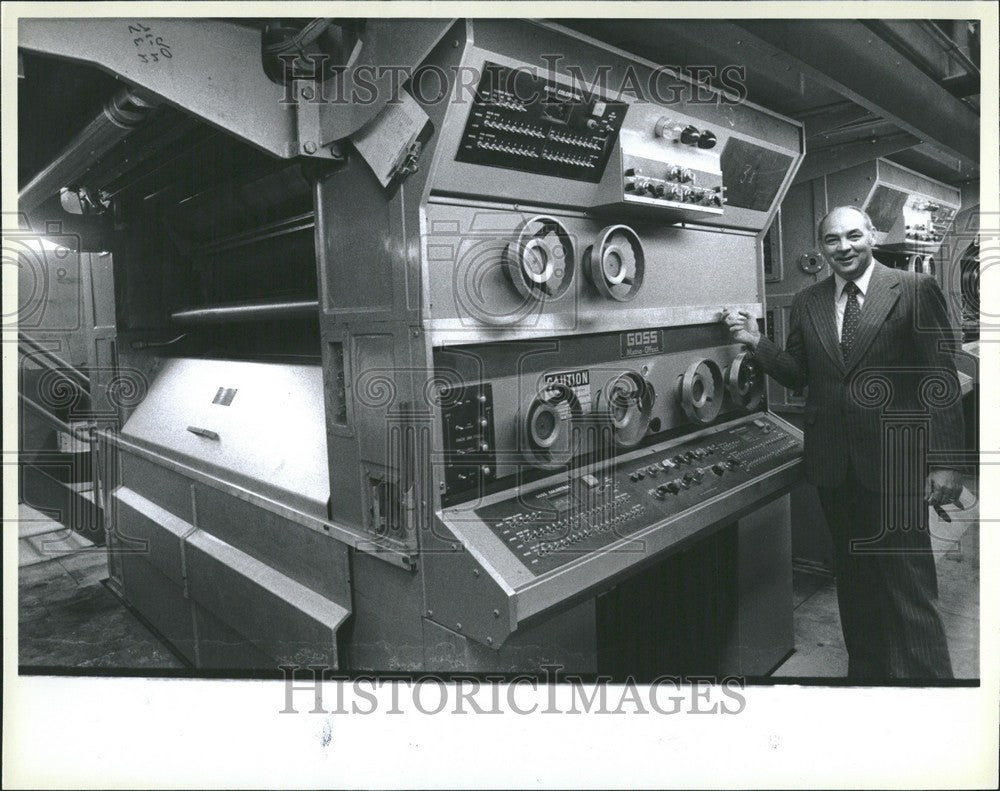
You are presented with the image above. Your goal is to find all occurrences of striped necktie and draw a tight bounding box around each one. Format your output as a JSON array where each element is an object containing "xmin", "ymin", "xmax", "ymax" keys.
[{"xmin": 841, "ymin": 280, "xmax": 861, "ymax": 360}]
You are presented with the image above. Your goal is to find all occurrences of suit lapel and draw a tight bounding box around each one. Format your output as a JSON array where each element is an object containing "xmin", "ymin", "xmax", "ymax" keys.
[
  {"xmin": 807, "ymin": 276, "xmax": 845, "ymax": 375},
  {"xmin": 844, "ymin": 262, "xmax": 900, "ymax": 374}
]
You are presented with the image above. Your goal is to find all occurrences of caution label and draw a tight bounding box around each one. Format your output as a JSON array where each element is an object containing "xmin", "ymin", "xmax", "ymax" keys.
[{"xmin": 543, "ymin": 369, "xmax": 591, "ymax": 414}]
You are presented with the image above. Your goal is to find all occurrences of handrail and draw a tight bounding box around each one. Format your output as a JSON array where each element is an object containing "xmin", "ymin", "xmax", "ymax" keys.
[
  {"xmin": 19, "ymin": 332, "xmax": 91, "ymax": 392},
  {"xmin": 19, "ymin": 393, "xmax": 95, "ymax": 445},
  {"xmin": 171, "ymin": 299, "xmax": 319, "ymax": 324}
]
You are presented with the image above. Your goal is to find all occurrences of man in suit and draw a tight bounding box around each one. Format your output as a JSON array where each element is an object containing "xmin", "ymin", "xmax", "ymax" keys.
[{"xmin": 724, "ymin": 205, "xmax": 965, "ymax": 680}]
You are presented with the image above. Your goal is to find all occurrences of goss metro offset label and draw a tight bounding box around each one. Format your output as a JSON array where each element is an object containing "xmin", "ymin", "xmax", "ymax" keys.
[{"xmin": 620, "ymin": 329, "xmax": 663, "ymax": 359}]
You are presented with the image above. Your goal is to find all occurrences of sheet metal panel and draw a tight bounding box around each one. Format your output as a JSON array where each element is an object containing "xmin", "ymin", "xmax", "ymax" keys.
[
  {"xmin": 185, "ymin": 531, "xmax": 349, "ymax": 668},
  {"xmin": 121, "ymin": 357, "xmax": 329, "ymax": 517}
]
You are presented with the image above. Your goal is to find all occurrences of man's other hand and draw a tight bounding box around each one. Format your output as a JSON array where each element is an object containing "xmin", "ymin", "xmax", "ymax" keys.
[
  {"xmin": 722, "ymin": 309, "xmax": 761, "ymax": 349},
  {"xmin": 925, "ymin": 469, "xmax": 964, "ymax": 506}
]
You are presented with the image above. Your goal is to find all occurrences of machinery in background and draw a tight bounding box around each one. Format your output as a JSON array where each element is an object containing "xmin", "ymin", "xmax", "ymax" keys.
[
  {"xmin": 19, "ymin": 18, "xmax": 805, "ymax": 675},
  {"xmin": 764, "ymin": 158, "xmax": 967, "ymax": 571}
]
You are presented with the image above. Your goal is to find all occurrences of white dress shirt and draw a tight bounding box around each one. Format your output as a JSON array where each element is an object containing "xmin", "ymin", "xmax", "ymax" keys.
[{"xmin": 834, "ymin": 263, "xmax": 875, "ymax": 341}]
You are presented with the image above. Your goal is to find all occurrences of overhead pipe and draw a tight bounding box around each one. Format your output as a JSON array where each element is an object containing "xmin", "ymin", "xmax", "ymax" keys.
[{"xmin": 18, "ymin": 87, "xmax": 160, "ymax": 213}]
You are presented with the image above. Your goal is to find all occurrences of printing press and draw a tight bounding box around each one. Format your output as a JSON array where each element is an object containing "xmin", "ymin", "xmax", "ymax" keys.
[{"xmin": 18, "ymin": 18, "xmax": 807, "ymax": 675}]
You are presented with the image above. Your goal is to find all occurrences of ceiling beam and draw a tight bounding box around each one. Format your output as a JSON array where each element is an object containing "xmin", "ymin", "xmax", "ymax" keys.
[
  {"xmin": 907, "ymin": 143, "xmax": 968, "ymax": 176},
  {"xmin": 736, "ymin": 20, "xmax": 979, "ymax": 170},
  {"xmin": 793, "ymin": 101, "xmax": 875, "ymax": 140},
  {"xmin": 793, "ymin": 133, "xmax": 920, "ymax": 184}
]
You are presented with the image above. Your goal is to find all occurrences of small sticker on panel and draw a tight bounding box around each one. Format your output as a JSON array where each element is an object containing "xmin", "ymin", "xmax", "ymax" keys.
[{"xmin": 212, "ymin": 387, "xmax": 237, "ymax": 406}]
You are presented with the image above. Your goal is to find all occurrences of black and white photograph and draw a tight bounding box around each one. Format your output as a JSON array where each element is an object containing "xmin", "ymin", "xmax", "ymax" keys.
[{"xmin": 3, "ymin": 2, "xmax": 997, "ymax": 788}]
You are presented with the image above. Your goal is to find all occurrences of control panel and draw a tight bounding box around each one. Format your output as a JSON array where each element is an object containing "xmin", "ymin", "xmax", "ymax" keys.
[
  {"xmin": 900, "ymin": 194, "xmax": 956, "ymax": 245},
  {"xmin": 592, "ymin": 103, "xmax": 726, "ymax": 219},
  {"xmin": 441, "ymin": 382, "xmax": 497, "ymax": 493},
  {"xmin": 473, "ymin": 414, "xmax": 799, "ymax": 576},
  {"xmin": 825, "ymin": 159, "xmax": 961, "ymax": 254},
  {"xmin": 456, "ymin": 62, "xmax": 627, "ymax": 183}
]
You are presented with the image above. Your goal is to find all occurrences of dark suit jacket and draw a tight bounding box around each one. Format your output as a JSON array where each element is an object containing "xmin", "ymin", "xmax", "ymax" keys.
[{"xmin": 755, "ymin": 262, "xmax": 964, "ymax": 491}]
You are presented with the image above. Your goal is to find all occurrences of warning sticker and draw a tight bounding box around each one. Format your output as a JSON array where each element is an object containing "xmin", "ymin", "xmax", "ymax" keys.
[{"xmin": 543, "ymin": 369, "xmax": 591, "ymax": 414}]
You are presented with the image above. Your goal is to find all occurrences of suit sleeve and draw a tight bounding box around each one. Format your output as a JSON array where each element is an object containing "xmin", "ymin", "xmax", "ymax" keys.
[
  {"xmin": 914, "ymin": 274, "xmax": 966, "ymax": 466},
  {"xmin": 752, "ymin": 294, "xmax": 809, "ymax": 392}
]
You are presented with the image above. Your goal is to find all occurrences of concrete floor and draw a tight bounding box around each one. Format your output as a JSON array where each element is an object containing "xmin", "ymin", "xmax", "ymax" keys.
[
  {"xmin": 17, "ymin": 502, "xmax": 980, "ymax": 678},
  {"xmin": 773, "ymin": 500, "xmax": 980, "ymax": 679},
  {"xmin": 18, "ymin": 504, "xmax": 183, "ymax": 670}
]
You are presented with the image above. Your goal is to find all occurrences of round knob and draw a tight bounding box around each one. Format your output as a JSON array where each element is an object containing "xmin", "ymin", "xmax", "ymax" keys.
[
  {"xmin": 654, "ymin": 116, "xmax": 681, "ymax": 139},
  {"xmin": 680, "ymin": 125, "xmax": 701, "ymax": 145},
  {"xmin": 479, "ymin": 417, "xmax": 489, "ymax": 428},
  {"xmin": 697, "ymin": 130, "xmax": 717, "ymax": 149},
  {"xmin": 480, "ymin": 442, "xmax": 490, "ymax": 452},
  {"xmin": 481, "ymin": 466, "xmax": 492, "ymax": 476},
  {"xmin": 583, "ymin": 225, "xmax": 646, "ymax": 303},
  {"xmin": 502, "ymin": 216, "xmax": 576, "ymax": 305}
]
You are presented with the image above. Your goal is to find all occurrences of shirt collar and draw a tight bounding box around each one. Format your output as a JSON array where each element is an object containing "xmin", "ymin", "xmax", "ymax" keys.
[{"xmin": 834, "ymin": 262, "xmax": 875, "ymax": 300}]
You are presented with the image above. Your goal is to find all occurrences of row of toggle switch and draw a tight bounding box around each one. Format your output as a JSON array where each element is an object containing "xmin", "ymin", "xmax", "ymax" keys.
[
  {"xmin": 482, "ymin": 115, "xmax": 546, "ymax": 138},
  {"xmin": 534, "ymin": 504, "xmax": 645, "ymax": 556},
  {"xmin": 477, "ymin": 139, "xmax": 538, "ymax": 157},
  {"xmin": 512, "ymin": 493, "xmax": 631, "ymax": 541},
  {"xmin": 628, "ymin": 446, "xmax": 717, "ymax": 481},
  {"xmin": 486, "ymin": 92, "xmax": 527, "ymax": 112},
  {"xmin": 626, "ymin": 165, "xmax": 695, "ymax": 184},
  {"xmin": 626, "ymin": 181, "xmax": 724, "ymax": 206},
  {"xmin": 542, "ymin": 150, "xmax": 596, "ymax": 167},
  {"xmin": 549, "ymin": 131, "xmax": 604, "ymax": 150},
  {"xmin": 651, "ymin": 459, "xmax": 741, "ymax": 499}
]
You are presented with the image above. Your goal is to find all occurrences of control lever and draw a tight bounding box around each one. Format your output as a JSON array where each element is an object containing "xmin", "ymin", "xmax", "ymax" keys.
[{"xmin": 187, "ymin": 426, "xmax": 220, "ymax": 440}]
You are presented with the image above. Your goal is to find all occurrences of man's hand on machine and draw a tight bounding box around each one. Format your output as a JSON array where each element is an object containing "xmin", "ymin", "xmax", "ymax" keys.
[
  {"xmin": 925, "ymin": 468, "xmax": 964, "ymax": 507},
  {"xmin": 721, "ymin": 308, "xmax": 761, "ymax": 349}
]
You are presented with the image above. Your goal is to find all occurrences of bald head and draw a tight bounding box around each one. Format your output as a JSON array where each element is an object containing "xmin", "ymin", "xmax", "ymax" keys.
[{"xmin": 817, "ymin": 206, "xmax": 876, "ymax": 242}]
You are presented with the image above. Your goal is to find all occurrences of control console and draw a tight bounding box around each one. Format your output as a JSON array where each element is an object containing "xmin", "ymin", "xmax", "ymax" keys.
[{"xmin": 471, "ymin": 413, "xmax": 800, "ymax": 576}]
